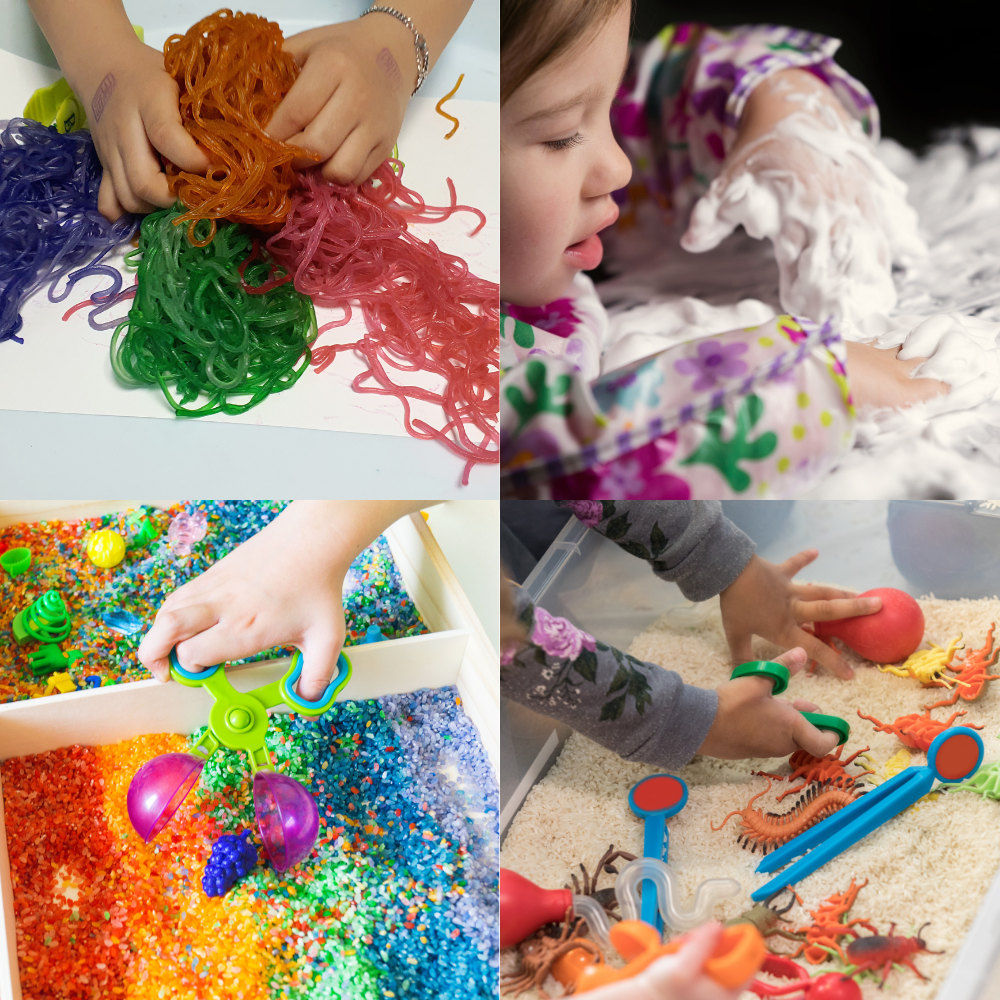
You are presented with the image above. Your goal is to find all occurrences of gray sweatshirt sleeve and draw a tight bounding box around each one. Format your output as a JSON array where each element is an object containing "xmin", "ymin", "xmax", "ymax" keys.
[
  {"xmin": 555, "ymin": 501, "xmax": 755, "ymax": 602},
  {"xmin": 501, "ymin": 583, "xmax": 718, "ymax": 769}
]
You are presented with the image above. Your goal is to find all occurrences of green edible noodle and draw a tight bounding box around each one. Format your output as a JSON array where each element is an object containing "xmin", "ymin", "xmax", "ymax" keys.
[{"xmin": 110, "ymin": 205, "xmax": 316, "ymax": 416}]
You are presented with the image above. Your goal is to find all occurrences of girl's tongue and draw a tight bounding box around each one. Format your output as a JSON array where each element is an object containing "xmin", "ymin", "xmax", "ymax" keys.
[{"xmin": 564, "ymin": 232, "xmax": 604, "ymax": 271}]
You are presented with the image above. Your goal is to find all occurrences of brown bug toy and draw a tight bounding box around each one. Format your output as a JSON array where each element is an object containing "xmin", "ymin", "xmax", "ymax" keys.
[{"xmin": 845, "ymin": 922, "xmax": 942, "ymax": 987}]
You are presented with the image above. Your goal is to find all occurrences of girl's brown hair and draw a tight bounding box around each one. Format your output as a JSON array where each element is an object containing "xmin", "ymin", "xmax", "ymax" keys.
[{"xmin": 501, "ymin": 0, "xmax": 629, "ymax": 104}]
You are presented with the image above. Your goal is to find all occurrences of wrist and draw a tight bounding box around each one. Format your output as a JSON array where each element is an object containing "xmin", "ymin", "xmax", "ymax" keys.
[{"xmin": 359, "ymin": 7, "xmax": 425, "ymax": 94}]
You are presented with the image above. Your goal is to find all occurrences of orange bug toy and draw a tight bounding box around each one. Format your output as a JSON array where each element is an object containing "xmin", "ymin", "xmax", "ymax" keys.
[
  {"xmin": 924, "ymin": 623, "xmax": 1000, "ymax": 709},
  {"xmin": 755, "ymin": 746, "xmax": 875, "ymax": 803},
  {"xmin": 711, "ymin": 778, "xmax": 861, "ymax": 854},
  {"xmin": 856, "ymin": 707, "xmax": 982, "ymax": 752},
  {"xmin": 788, "ymin": 878, "xmax": 878, "ymax": 965},
  {"xmin": 574, "ymin": 919, "xmax": 766, "ymax": 993},
  {"xmin": 844, "ymin": 922, "xmax": 942, "ymax": 987}
]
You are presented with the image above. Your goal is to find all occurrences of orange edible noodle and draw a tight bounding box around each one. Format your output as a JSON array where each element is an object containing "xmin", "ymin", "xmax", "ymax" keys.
[{"xmin": 162, "ymin": 9, "xmax": 319, "ymax": 246}]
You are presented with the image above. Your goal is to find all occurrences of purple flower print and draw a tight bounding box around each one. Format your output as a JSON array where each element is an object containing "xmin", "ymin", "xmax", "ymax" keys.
[
  {"xmin": 674, "ymin": 340, "xmax": 748, "ymax": 391},
  {"xmin": 563, "ymin": 501, "xmax": 604, "ymax": 526},
  {"xmin": 530, "ymin": 607, "xmax": 597, "ymax": 662},
  {"xmin": 506, "ymin": 298, "xmax": 580, "ymax": 340},
  {"xmin": 550, "ymin": 435, "xmax": 691, "ymax": 500}
]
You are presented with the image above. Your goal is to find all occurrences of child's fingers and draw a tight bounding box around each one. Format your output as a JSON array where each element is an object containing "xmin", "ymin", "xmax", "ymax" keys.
[
  {"xmin": 771, "ymin": 646, "xmax": 808, "ymax": 675},
  {"xmin": 795, "ymin": 595, "xmax": 882, "ymax": 623},
  {"xmin": 790, "ymin": 627, "xmax": 854, "ymax": 679},
  {"xmin": 680, "ymin": 183, "xmax": 738, "ymax": 253},
  {"xmin": 97, "ymin": 170, "xmax": 127, "ymax": 223},
  {"xmin": 791, "ymin": 711, "xmax": 841, "ymax": 757},
  {"xmin": 775, "ymin": 548, "xmax": 819, "ymax": 580},
  {"xmin": 296, "ymin": 632, "xmax": 346, "ymax": 701},
  {"xmin": 138, "ymin": 603, "xmax": 220, "ymax": 681},
  {"xmin": 354, "ymin": 144, "xmax": 390, "ymax": 186},
  {"xmin": 322, "ymin": 128, "xmax": 379, "ymax": 185},
  {"xmin": 141, "ymin": 90, "xmax": 210, "ymax": 175},
  {"xmin": 266, "ymin": 63, "xmax": 345, "ymax": 144}
]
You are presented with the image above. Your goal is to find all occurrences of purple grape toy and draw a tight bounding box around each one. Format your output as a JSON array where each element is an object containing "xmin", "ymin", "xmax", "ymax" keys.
[{"xmin": 202, "ymin": 830, "xmax": 259, "ymax": 896}]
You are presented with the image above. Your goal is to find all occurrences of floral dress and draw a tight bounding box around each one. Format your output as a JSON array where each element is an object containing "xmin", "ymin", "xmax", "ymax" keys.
[{"xmin": 500, "ymin": 24, "xmax": 877, "ymax": 500}]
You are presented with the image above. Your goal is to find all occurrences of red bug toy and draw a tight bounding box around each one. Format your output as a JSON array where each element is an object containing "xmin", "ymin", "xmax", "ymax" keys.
[
  {"xmin": 844, "ymin": 922, "xmax": 942, "ymax": 987},
  {"xmin": 748, "ymin": 954, "xmax": 861, "ymax": 998},
  {"xmin": 755, "ymin": 747, "xmax": 875, "ymax": 803}
]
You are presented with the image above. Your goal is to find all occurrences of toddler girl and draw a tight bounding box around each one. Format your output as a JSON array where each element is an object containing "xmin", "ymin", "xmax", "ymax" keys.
[{"xmin": 499, "ymin": 0, "xmax": 947, "ymax": 499}]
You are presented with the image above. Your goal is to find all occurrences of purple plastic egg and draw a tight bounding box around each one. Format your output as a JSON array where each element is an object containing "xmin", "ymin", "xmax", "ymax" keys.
[
  {"xmin": 127, "ymin": 752, "xmax": 205, "ymax": 842},
  {"xmin": 253, "ymin": 770, "xmax": 319, "ymax": 872}
]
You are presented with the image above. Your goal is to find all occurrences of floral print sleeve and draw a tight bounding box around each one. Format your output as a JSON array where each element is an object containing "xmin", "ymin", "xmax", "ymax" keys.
[
  {"xmin": 612, "ymin": 23, "xmax": 878, "ymax": 219},
  {"xmin": 501, "ymin": 583, "xmax": 718, "ymax": 769},
  {"xmin": 556, "ymin": 500, "xmax": 755, "ymax": 602}
]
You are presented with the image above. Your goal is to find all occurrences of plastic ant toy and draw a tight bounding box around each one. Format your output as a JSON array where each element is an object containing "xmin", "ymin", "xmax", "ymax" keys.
[
  {"xmin": 924, "ymin": 623, "xmax": 1000, "ymax": 709},
  {"xmin": 844, "ymin": 922, "xmax": 941, "ymax": 987},
  {"xmin": 877, "ymin": 634, "xmax": 963, "ymax": 685},
  {"xmin": 755, "ymin": 746, "xmax": 874, "ymax": 803},
  {"xmin": 856, "ymin": 707, "xmax": 980, "ymax": 752},
  {"xmin": 747, "ymin": 954, "xmax": 861, "ymax": 998}
]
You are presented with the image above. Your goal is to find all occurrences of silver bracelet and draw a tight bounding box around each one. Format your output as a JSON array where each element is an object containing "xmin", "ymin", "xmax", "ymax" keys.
[{"xmin": 360, "ymin": 5, "xmax": 430, "ymax": 96}]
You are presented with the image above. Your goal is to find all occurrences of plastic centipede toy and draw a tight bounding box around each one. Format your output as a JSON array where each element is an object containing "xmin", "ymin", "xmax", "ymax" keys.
[{"xmin": 710, "ymin": 779, "xmax": 861, "ymax": 855}]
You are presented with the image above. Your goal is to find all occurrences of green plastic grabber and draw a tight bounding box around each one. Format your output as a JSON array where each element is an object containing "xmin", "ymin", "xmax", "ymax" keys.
[{"xmin": 730, "ymin": 660, "xmax": 850, "ymax": 745}]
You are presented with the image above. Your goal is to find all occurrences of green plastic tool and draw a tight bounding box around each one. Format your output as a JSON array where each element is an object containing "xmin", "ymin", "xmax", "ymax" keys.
[{"xmin": 730, "ymin": 660, "xmax": 850, "ymax": 745}]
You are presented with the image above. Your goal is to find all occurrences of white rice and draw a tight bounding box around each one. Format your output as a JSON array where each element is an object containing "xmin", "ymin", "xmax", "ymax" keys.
[{"xmin": 501, "ymin": 597, "xmax": 1000, "ymax": 999}]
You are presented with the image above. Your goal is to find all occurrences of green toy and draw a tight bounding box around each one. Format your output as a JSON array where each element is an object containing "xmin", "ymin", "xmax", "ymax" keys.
[
  {"xmin": 126, "ymin": 514, "xmax": 160, "ymax": 548},
  {"xmin": 168, "ymin": 648, "xmax": 352, "ymax": 769},
  {"xmin": 729, "ymin": 661, "xmax": 851, "ymax": 745},
  {"xmin": 942, "ymin": 758, "xmax": 1000, "ymax": 800},
  {"xmin": 0, "ymin": 547, "xmax": 32, "ymax": 578},
  {"xmin": 12, "ymin": 590, "xmax": 72, "ymax": 645},
  {"xmin": 28, "ymin": 645, "xmax": 83, "ymax": 678}
]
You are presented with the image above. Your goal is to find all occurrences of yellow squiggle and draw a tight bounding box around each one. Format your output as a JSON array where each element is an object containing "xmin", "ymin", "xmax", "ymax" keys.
[{"xmin": 436, "ymin": 74, "xmax": 465, "ymax": 139}]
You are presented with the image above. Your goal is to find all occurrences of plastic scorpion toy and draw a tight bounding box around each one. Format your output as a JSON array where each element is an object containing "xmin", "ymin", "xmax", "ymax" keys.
[
  {"xmin": 788, "ymin": 878, "xmax": 878, "ymax": 965},
  {"xmin": 844, "ymin": 922, "xmax": 942, "ymax": 987},
  {"xmin": 877, "ymin": 633, "xmax": 963, "ymax": 685},
  {"xmin": 942, "ymin": 758, "xmax": 1000, "ymax": 800},
  {"xmin": 856, "ymin": 707, "xmax": 981, "ymax": 752},
  {"xmin": 754, "ymin": 746, "xmax": 874, "ymax": 803},
  {"xmin": 924, "ymin": 623, "xmax": 1000, "ymax": 709},
  {"xmin": 725, "ymin": 887, "xmax": 807, "ymax": 950},
  {"xmin": 500, "ymin": 911, "xmax": 602, "ymax": 998}
]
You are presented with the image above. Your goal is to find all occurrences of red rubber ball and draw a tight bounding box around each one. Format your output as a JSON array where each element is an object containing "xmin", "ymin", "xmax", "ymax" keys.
[{"xmin": 813, "ymin": 587, "xmax": 924, "ymax": 664}]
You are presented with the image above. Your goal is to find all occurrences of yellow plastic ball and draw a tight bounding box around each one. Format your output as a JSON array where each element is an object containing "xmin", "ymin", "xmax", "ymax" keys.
[{"xmin": 86, "ymin": 529, "xmax": 126, "ymax": 569}]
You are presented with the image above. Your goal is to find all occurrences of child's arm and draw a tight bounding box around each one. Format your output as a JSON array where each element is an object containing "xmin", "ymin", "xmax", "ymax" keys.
[
  {"xmin": 266, "ymin": 1, "xmax": 473, "ymax": 185},
  {"xmin": 502, "ymin": 582, "xmax": 839, "ymax": 764},
  {"xmin": 138, "ymin": 500, "xmax": 425, "ymax": 700},
  {"xmin": 580, "ymin": 922, "xmax": 750, "ymax": 1000},
  {"xmin": 558, "ymin": 502, "xmax": 880, "ymax": 679},
  {"xmin": 26, "ymin": 0, "xmax": 210, "ymax": 220}
]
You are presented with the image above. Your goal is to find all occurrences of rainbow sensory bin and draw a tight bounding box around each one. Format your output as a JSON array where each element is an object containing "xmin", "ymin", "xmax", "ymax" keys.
[{"xmin": 0, "ymin": 503, "xmax": 499, "ymax": 998}]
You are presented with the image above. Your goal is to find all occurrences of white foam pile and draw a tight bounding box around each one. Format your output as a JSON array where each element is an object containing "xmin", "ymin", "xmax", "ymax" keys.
[{"xmin": 599, "ymin": 124, "xmax": 1000, "ymax": 498}]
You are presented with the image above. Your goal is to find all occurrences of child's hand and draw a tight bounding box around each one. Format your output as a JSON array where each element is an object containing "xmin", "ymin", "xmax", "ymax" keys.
[
  {"xmin": 84, "ymin": 39, "xmax": 210, "ymax": 221},
  {"xmin": 719, "ymin": 549, "xmax": 881, "ymax": 679},
  {"xmin": 137, "ymin": 500, "xmax": 423, "ymax": 701},
  {"xmin": 698, "ymin": 647, "xmax": 840, "ymax": 759},
  {"xmin": 580, "ymin": 922, "xmax": 749, "ymax": 1000},
  {"xmin": 681, "ymin": 69, "xmax": 927, "ymax": 327},
  {"xmin": 265, "ymin": 17, "xmax": 412, "ymax": 185},
  {"xmin": 844, "ymin": 341, "xmax": 949, "ymax": 410}
]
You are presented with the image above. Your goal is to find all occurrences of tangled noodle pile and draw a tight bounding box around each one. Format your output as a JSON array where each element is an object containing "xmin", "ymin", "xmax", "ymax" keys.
[
  {"xmin": 162, "ymin": 9, "xmax": 318, "ymax": 244},
  {"xmin": 0, "ymin": 119, "xmax": 136, "ymax": 344},
  {"xmin": 110, "ymin": 204, "xmax": 316, "ymax": 415},
  {"xmin": 267, "ymin": 164, "xmax": 498, "ymax": 480}
]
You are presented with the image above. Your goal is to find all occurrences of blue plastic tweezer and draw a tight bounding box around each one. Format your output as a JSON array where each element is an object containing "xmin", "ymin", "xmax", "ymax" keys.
[{"xmin": 751, "ymin": 727, "xmax": 984, "ymax": 901}]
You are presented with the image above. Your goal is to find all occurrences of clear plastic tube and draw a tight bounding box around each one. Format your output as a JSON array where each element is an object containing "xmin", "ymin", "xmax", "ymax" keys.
[
  {"xmin": 616, "ymin": 857, "xmax": 741, "ymax": 932},
  {"xmin": 571, "ymin": 894, "xmax": 613, "ymax": 952}
]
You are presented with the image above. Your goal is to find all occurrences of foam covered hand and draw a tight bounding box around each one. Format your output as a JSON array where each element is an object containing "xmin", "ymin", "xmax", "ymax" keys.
[
  {"xmin": 266, "ymin": 16, "xmax": 412, "ymax": 185},
  {"xmin": 682, "ymin": 70, "xmax": 926, "ymax": 327},
  {"xmin": 581, "ymin": 922, "xmax": 748, "ymax": 1000},
  {"xmin": 719, "ymin": 549, "xmax": 881, "ymax": 679},
  {"xmin": 698, "ymin": 648, "xmax": 840, "ymax": 759},
  {"xmin": 84, "ymin": 38, "xmax": 210, "ymax": 220}
]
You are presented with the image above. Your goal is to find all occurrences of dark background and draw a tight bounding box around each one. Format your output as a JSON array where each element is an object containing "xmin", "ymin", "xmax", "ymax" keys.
[{"xmin": 633, "ymin": 2, "xmax": 996, "ymax": 151}]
